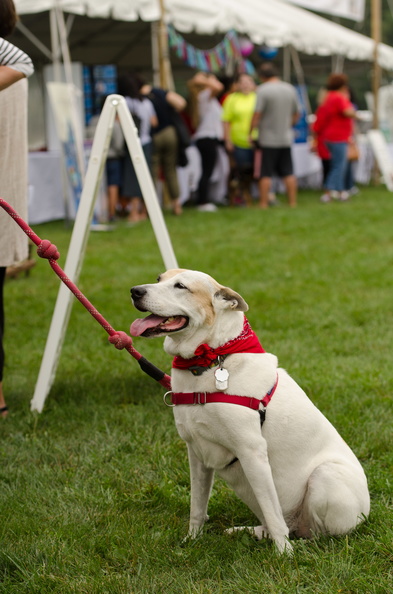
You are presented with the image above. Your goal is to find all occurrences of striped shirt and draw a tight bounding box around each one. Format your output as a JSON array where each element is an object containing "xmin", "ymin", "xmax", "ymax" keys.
[{"xmin": 0, "ymin": 37, "xmax": 34, "ymax": 77}]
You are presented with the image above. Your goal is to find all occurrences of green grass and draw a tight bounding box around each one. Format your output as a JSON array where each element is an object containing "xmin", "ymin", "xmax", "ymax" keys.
[{"xmin": 1, "ymin": 187, "xmax": 392, "ymax": 593}]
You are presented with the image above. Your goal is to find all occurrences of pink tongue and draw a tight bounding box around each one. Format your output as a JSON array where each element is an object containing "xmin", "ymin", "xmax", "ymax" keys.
[{"xmin": 130, "ymin": 314, "xmax": 167, "ymax": 337}]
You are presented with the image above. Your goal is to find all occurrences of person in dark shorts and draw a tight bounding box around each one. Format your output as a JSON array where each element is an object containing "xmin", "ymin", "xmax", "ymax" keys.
[
  {"xmin": 86, "ymin": 101, "xmax": 125, "ymax": 222},
  {"xmin": 250, "ymin": 63, "xmax": 300, "ymax": 208}
]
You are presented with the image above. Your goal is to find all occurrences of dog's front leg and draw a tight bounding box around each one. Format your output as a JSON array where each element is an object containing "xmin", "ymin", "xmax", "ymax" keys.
[
  {"xmin": 238, "ymin": 448, "xmax": 293, "ymax": 555},
  {"xmin": 186, "ymin": 444, "xmax": 214, "ymax": 538}
]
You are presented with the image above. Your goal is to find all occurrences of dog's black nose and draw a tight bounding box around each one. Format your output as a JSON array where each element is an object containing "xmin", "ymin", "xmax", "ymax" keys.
[{"xmin": 131, "ymin": 286, "xmax": 147, "ymax": 300}]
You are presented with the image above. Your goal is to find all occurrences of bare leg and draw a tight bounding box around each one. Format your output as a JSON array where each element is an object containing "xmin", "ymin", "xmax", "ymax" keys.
[
  {"xmin": 107, "ymin": 185, "xmax": 119, "ymax": 219},
  {"xmin": 258, "ymin": 177, "xmax": 272, "ymax": 209},
  {"xmin": 172, "ymin": 198, "xmax": 182, "ymax": 216},
  {"xmin": 127, "ymin": 197, "xmax": 142, "ymax": 222},
  {"xmin": 0, "ymin": 381, "xmax": 8, "ymax": 418},
  {"xmin": 283, "ymin": 174, "xmax": 297, "ymax": 207},
  {"xmin": 0, "ymin": 268, "xmax": 6, "ymax": 418},
  {"xmin": 139, "ymin": 201, "xmax": 148, "ymax": 221}
]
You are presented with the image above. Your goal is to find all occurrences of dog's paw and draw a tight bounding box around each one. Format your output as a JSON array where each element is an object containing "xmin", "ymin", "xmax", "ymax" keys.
[
  {"xmin": 182, "ymin": 527, "xmax": 203, "ymax": 544},
  {"xmin": 182, "ymin": 515, "xmax": 209, "ymax": 544},
  {"xmin": 225, "ymin": 525, "xmax": 270, "ymax": 540},
  {"xmin": 275, "ymin": 537, "xmax": 294, "ymax": 556},
  {"xmin": 252, "ymin": 525, "xmax": 271, "ymax": 540},
  {"xmin": 226, "ymin": 527, "xmax": 293, "ymax": 555}
]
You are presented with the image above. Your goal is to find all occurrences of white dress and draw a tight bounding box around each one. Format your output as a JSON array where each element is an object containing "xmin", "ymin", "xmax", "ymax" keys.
[{"xmin": 0, "ymin": 78, "xmax": 29, "ymax": 267}]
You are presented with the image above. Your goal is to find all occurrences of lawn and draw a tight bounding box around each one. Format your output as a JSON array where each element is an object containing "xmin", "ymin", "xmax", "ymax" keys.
[{"xmin": 1, "ymin": 187, "xmax": 392, "ymax": 593}]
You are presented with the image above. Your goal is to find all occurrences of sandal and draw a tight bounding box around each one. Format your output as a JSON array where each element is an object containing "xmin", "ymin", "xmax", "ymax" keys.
[{"xmin": 0, "ymin": 405, "xmax": 8, "ymax": 418}]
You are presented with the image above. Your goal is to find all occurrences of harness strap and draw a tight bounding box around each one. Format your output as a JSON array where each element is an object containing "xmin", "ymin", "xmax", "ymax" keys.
[
  {"xmin": 170, "ymin": 392, "xmax": 259, "ymax": 408},
  {"xmin": 169, "ymin": 374, "xmax": 278, "ymax": 410}
]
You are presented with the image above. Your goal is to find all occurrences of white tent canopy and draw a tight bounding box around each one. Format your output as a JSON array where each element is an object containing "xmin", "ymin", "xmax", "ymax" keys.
[{"xmin": 13, "ymin": 0, "xmax": 393, "ymax": 71}]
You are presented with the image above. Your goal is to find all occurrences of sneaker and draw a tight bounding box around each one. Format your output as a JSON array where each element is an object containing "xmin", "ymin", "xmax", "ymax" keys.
[
  {"xmin": 330, "ymin": 191, "xmax": 339, "ymax": 200},
  {"xmin": 340, "ymin": 191, "xmax": 350, "ymax": 201},
  {"xmin": 348, "ymin": 186, "xmax": 359, "ymax": 196},
  {"xmin": 320, "ymin": 193, "xmax": 331, "ymax": 203},
  {"xmin": 197, "ymin": 203, "xmax": 218, "ymax": 212}
]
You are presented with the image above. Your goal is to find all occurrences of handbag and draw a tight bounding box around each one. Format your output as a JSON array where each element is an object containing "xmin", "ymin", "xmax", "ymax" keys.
[{"xmin": 347, "ymin": 140, "xmax": 359, "ymax": 161}]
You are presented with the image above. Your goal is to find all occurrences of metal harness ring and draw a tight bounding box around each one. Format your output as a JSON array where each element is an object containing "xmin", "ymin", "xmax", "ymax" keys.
[{"xmin": 163, "ymin": 391, "xmax": 175, "ymax": 407}]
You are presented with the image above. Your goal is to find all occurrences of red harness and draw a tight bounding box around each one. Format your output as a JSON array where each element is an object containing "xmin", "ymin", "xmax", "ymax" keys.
[
  {"xmin": 168, "ymin": 316, "xmax": 278, "ymax": 412},
  {"xmin": 168, "ymin": 375, "xmax": 278, "ymax": 410}
]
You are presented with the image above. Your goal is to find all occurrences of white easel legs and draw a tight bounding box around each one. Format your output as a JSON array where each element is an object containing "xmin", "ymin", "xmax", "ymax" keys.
[{"xmin": 30, "ymin": 95, "xmax": 178, "ymax": 412}]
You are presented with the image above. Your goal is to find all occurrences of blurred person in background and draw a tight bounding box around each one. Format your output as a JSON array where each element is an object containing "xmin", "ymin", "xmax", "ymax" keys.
[
  {"xmin": 222, "ymin": 72, "xmax": 256, "ymax": 206},
  {"xmin": 250, "ymin": 62, "xmax": 300, "ymax": 209},
  {"xmin": 313, "ymin": 73, "xmax": 356, "ymax": 203},
  {"xmin": 86, "ymin": 96, "xmax": 125, "ymax": 222},
  {"xmin": 187, "ymin": 71, "xmax": 224, "ymax": 212},
  {"xmin": 311, "ymin": 87, "xmax": 331, "ymax": 191},
  {"xmin": 118, "ymin": 72, "xmax": 158, "ymax": 223},
  {"xmin": 141, "ymin": 80, "xmax": 187, "ymax": 216},
  {"xmin": 343, "ymin": 87, "xmax": 360, "ymax": 197}
]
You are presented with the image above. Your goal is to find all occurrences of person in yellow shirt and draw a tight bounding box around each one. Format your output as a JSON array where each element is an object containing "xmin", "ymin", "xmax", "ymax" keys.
[{"xmin": 222, "ymin": 73, "xmax": 256, "ymax": 206}]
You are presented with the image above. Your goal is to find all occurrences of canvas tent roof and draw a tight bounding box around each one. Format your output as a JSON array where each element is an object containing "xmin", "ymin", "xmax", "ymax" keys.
[{"xmin": 12, "ymin": 0, "xmax": 393, "ymax": 71}]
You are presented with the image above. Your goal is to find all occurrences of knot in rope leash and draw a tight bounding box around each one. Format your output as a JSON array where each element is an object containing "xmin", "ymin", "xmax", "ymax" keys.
[
  {"xmin": 108, "ymin": 331, "xmax": 133, "ymax": 350},
  {"xmin": 0, "ymin": 197, "xmax": 172, "ymax": 390},
  {"xmin": 37, "ymin": 239, "xmax": 60, "ymax": 260}
]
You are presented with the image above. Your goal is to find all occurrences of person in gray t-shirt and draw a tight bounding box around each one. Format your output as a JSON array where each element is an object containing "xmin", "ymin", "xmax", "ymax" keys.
[{"xmin": 250, "ymin": 63, "xmax": 300, "ymax": 208}]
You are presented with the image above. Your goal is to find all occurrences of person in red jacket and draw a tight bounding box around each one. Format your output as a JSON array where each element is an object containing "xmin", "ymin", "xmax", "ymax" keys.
[
  {"xmin": 312, "ymin": 88, "xmax": 331, "ymax": 189},
  {"xmin": 313, "ymin": 73, "xmax": 356, "ymax": 203}
]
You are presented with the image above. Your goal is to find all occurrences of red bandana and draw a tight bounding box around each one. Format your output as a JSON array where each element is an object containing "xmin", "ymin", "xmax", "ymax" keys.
[{"xmin": 172, "ymin": 316, "xmax": 265, "ymax": 370}]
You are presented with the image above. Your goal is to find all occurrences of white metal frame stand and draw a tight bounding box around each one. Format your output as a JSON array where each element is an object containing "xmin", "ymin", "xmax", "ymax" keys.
[{"xmin": 30, "ymin": 95, "xmax": 178, "ymax": 413}]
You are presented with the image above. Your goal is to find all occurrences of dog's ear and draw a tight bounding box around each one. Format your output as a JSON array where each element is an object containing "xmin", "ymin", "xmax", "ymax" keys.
[{"xmin": 214, "ymin": 287, "xmax": 249, "ymax": 312}]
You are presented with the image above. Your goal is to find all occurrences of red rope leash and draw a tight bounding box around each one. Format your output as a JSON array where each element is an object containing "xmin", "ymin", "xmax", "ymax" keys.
[{"xmin": 0, "ymin": 197, "xmax": 171, "ymax": 390}]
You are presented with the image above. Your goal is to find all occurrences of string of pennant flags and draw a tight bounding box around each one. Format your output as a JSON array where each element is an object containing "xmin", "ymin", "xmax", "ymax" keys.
[{"xmin": 167, "ymin": 24, "xmax": 256, "ymax": 75}]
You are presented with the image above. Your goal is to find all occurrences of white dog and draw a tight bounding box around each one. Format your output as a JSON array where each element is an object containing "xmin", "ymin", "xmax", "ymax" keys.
[{"xmin": 130, "ymin": 269, "xmax": 370, "ymax": 554}]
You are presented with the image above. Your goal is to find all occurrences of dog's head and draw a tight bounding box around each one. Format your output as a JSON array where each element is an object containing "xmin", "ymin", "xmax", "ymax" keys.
[{"xmin": 130, "ymin": 269, "xmax": 248, "ymax": 356}]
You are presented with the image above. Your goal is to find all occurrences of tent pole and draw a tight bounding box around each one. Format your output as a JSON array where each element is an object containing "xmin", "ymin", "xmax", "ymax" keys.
[
  {"xmin": 15, "ymin": 21, "xmax": 53, "ymax": 61},
  {"xmin": 151, "ymin": 22, "xmax": 160, "ymax": 87},
  {"xmin": 289, "ymin": 45, "xmax": 311, "ymax": 114},
  {"xmin": 53, "ymin": 6, "xmax": 86, "ymax": 181},
  {"xmin": 283, "ymin": 45, "xmax": 291, "ymax": 82},
  {"xmin": 50, "ymin": 8, "xmax": 61, "ymax": 82},
  {"xmin": 157, "ymin": 0, "xmax": 174, "ymax": 90},
  {"xmin": 332, "ymin": 54, "xmax": 344, "ymax": 73},
  {"xmin": 371, "ymin": 0, "xmax": 381, "ymax": 130}
]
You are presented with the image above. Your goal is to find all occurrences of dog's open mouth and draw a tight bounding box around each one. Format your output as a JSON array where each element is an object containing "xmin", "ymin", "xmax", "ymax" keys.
[{"xmin": 130, "ymin": 314, "xmax": 189, "ymax": 337}]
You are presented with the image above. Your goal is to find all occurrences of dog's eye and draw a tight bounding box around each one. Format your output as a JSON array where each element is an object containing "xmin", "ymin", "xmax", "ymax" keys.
[{"xmin": 174, "ymin": 282, "xmax": 187, "ymax": 290}]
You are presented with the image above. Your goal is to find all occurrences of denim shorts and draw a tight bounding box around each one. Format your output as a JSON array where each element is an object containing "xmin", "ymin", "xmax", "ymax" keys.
[{"xmin": 233, "ymin": 146, "xmax": 254, "ymax": 171}]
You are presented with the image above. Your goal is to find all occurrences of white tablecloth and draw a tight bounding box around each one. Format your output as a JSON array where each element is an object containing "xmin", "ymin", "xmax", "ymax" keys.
[{"xmin": 28, "ymin": 151, "xmax": 66, "ymax": 224}]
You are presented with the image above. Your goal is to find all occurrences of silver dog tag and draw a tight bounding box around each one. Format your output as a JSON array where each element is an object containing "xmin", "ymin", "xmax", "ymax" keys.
[{"xmin": 215, "ymin": 367, "xmax": 229, "ymax": 391}]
